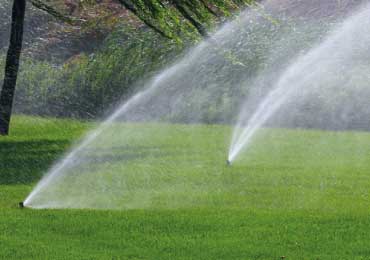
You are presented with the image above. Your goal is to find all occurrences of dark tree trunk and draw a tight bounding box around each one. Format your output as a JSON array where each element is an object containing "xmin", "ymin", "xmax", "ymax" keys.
[{"xmin": 0, "ymin": 0, "xmax": 26, "ymax": 135}]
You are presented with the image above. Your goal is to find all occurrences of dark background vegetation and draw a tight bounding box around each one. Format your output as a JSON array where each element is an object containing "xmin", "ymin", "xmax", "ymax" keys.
[
  {"xmin": 0, "ymin": 0, "xmax": 369, "ymax": 130},
  {"xmin": 0, "ymin": 0, "xmax": 253, "ymax": 119}
]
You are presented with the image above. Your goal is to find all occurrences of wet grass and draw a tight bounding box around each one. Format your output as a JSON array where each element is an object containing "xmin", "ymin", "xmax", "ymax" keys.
[{"xmin": 1, "ymin": 116, "xmax": 370, "ymax": 259}]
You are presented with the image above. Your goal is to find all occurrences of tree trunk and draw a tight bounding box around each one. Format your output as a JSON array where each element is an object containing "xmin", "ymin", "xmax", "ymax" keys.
[{"xmin": 0, "ymin": 0, "xmax": 26, "ymax": 135}]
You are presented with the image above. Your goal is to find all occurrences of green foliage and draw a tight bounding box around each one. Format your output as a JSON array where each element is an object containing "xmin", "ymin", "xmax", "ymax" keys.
[
  {"xmin": 2, "ymin": 18, "xmax": 344, "ymax": 126},
  {"xmin": 118, "ymin": 0, "xmax": 255, "ymax": 41},
  {"xmin": 8, "ymin": 25, "xmax": 183, "ymax": 118},
  {"xmin": 4, "ymin": 2, "xmax": 365, "ymax": 130},
  {"xmin": 1, "ymin": 0, "xmax": 260, "ymax": 120}
]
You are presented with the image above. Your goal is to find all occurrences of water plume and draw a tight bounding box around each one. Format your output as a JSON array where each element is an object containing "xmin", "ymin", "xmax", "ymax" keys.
[
  {"xmin": 24, "ymin": 1, "xmax": 370, "ymax": 209},
  {"xmin": 229, "ymin": 3, "xmax": 370, "ymax": 162},
  {"xmin": 24, "ymin": 6, "xmax": 267, "ymax": 209}
]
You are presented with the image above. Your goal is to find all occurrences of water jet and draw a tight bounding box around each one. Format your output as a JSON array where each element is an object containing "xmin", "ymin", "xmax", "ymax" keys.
[
  {"xmin": 229, "ymin": 2, "xmax": 370, "ymax": 162},
  {"xmin": 22, "ymin": 1, "xmax": 370, "ymax": 210}
]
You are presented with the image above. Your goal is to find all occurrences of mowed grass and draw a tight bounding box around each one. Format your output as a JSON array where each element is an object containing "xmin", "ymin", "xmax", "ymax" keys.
[{"xmin": 1, "ymin": 116, "xmax": 370, "ymax": 259}]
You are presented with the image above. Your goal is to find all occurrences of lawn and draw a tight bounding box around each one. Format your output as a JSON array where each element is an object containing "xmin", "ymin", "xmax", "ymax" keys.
[{"xmin": 1, "ymin": 115, "xmax": 370, "ymax": 259}]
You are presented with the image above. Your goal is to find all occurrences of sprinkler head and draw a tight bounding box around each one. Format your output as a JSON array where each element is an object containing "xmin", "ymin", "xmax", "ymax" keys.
[
  {"xmin": 19, "ymin": 202, "xmax": 24, "ymax": 209},
  {"xmin": 226, "ymin": 159, "xmax": 231, "ymax": 166}
]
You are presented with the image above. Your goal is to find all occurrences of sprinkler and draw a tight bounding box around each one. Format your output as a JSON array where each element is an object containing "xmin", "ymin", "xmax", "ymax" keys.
[
  {"xmin": 19, "ymin": 202, "xmax": 24, "ymax": 209},
  {"xmin": 226, "ymin": 159, "xmax": 231, "ymax": 166}
]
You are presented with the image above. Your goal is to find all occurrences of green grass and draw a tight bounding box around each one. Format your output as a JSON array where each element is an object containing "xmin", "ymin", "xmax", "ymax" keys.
[{"xmin": 1, "ymin": 115, "xmax": 370, "ymax": 259}]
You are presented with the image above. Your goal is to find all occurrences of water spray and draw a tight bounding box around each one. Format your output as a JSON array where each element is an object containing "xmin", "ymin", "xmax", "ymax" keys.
[{"xmin": 22, "ymin": 1, "xmax": 370, "ymax": 210}]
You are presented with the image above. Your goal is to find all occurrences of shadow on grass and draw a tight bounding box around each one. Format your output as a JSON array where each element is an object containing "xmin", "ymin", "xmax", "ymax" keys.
[
  {"xmin": 0, "ymin": 140, "xmax": 174, "ymax": 184},
  {"xmin": 0, "ymin": 140, "xmax": 71, "ymax": 184}
]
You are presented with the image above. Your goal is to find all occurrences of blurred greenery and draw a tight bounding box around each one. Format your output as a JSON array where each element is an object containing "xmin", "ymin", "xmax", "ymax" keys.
[
  {"xmin": 1, "ymin": 1, "xmax": 369, "ymax": 131},
  {"xmin": 1, "ymin": 25, "xmax": 184, "ymax": 118}
]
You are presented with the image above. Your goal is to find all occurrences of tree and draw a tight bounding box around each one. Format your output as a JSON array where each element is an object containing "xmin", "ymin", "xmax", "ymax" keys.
[
  {"xmin": 0, "ymin": 0, "xmax": 251, "ymax": 135},
  {"xmin": 0, "ymin": 0, "xmax": 26, "ymax": 135}
]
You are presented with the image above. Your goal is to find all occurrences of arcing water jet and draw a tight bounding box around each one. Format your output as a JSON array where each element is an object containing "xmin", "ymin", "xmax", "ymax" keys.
[
  {"xmin": 229, "ymin": 3, "xmax": 370, "ymax": 163},
  {"xmin": 22, "ymin": 1, "xmax": 370, "ymax": 209}
]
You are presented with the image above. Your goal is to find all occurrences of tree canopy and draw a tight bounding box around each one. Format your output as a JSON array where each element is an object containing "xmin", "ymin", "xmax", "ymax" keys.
[{"xmin": 29, "ymin": 0, "xmax": 255, "ymax": 41}]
